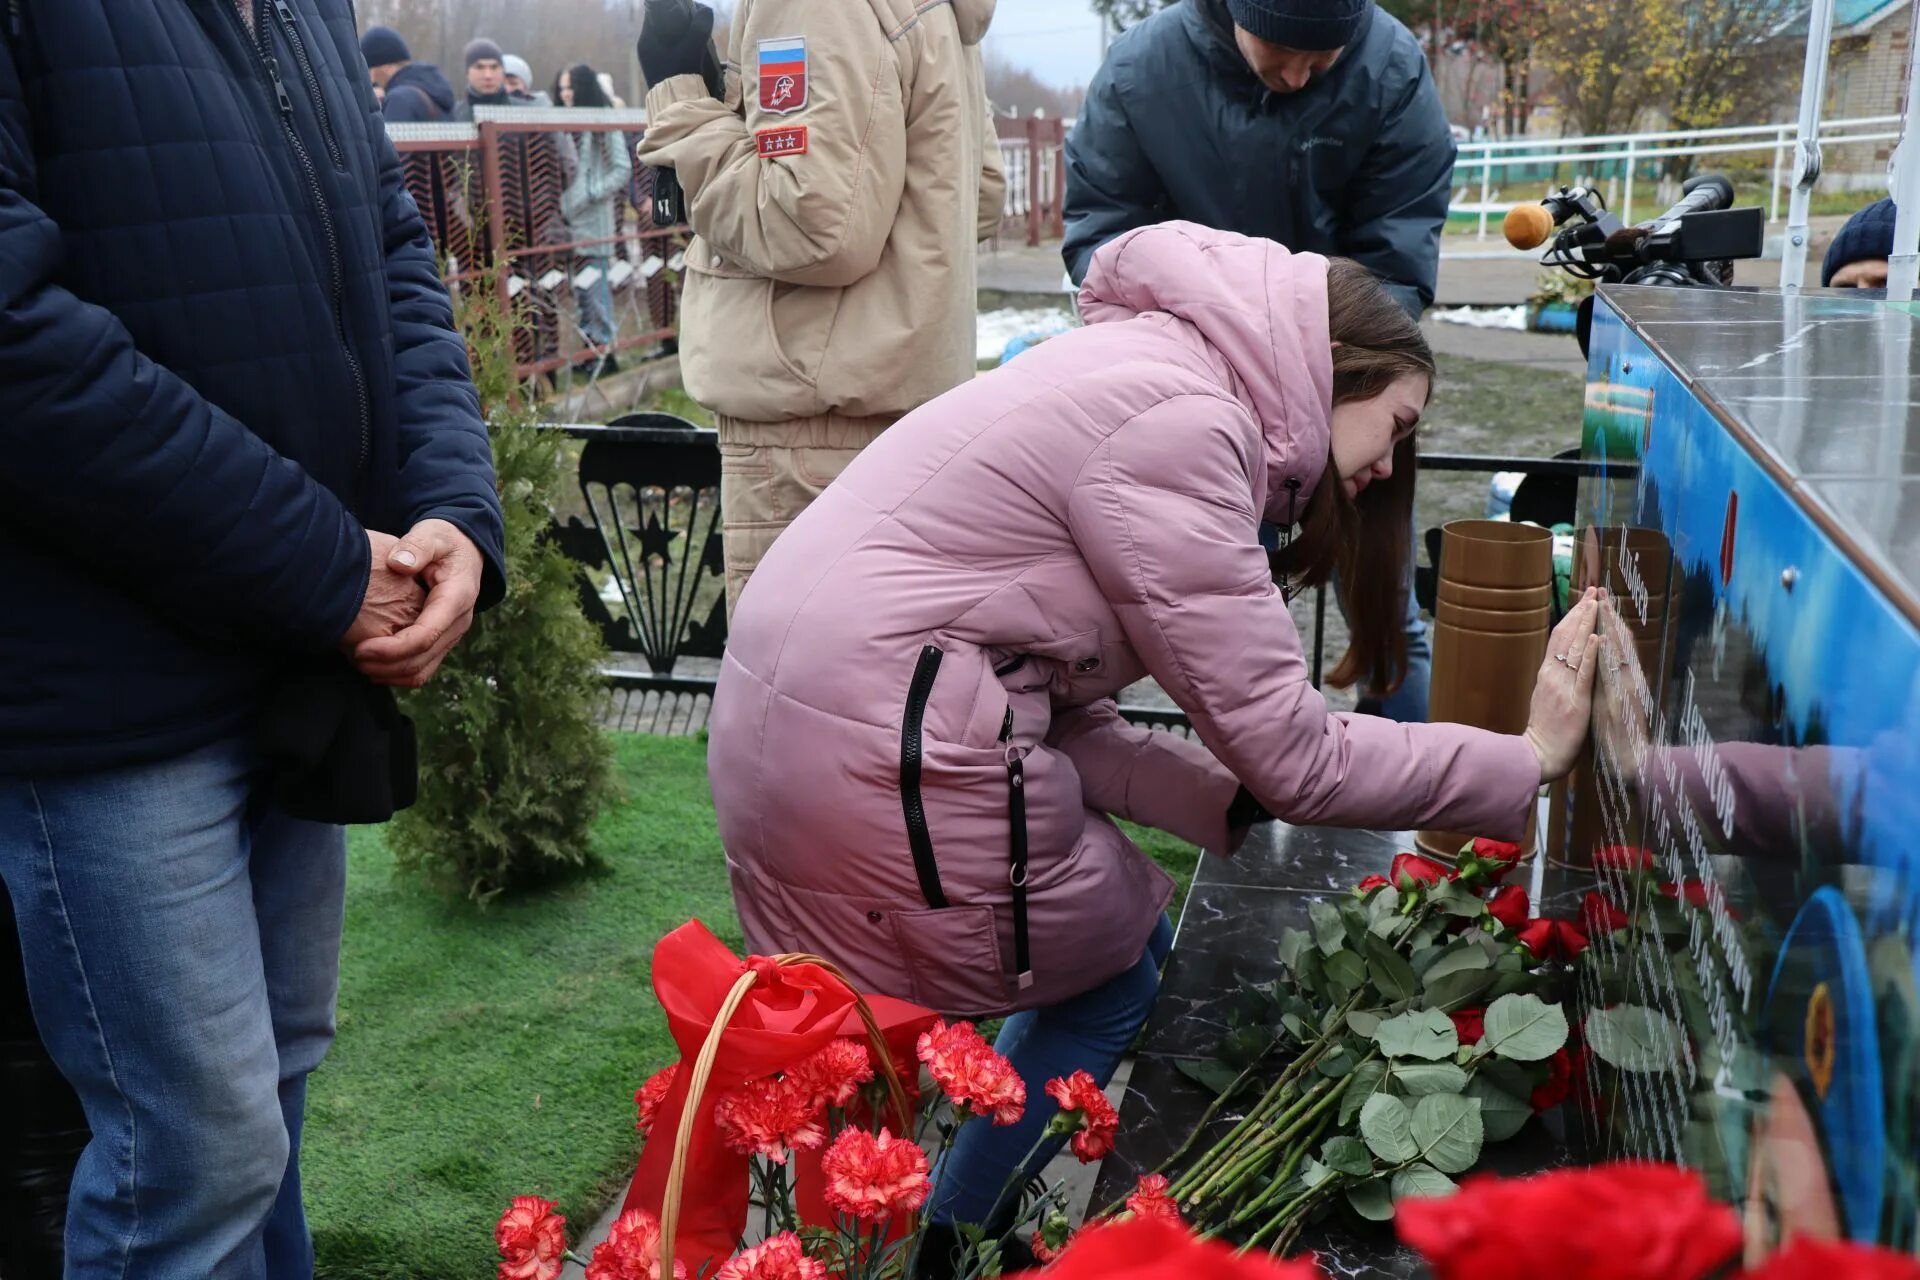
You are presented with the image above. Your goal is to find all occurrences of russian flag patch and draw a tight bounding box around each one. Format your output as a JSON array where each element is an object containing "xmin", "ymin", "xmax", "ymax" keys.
[{"xmin": 758, "ymin": 36, "xmax": 808, "ymax": 115}]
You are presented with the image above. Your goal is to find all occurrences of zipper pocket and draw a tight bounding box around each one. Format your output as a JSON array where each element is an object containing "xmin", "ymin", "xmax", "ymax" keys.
[
  {"xmin": 899, "ymin": 645, "xmax": 948, "ymax": 910},
  {"xmin": 271, "ymin": 0, "xmax": 345, "ymax": 171}
]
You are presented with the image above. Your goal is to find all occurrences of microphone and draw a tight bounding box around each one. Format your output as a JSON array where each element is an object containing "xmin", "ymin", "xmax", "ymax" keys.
[{"xmin": 1503, "ymin": 203, "xmax": 1556, "ymax": 251}]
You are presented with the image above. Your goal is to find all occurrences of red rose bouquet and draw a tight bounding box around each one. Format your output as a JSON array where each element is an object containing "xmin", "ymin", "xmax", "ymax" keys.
[{"xmin": 1113, "ymin": 837, "xmax": 1579, "ymax": 1253}]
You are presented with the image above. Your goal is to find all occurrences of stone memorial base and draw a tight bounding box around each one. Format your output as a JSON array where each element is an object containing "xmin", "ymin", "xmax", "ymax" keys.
[{"xmin": 1090, "ymin": 819, "xmax": 1577, "ymax": 1276}]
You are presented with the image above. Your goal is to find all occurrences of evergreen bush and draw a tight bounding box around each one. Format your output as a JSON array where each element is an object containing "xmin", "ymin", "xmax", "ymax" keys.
[{"xmin": 388, "ymin": 291, "xmax": 615, "ymax": 901}]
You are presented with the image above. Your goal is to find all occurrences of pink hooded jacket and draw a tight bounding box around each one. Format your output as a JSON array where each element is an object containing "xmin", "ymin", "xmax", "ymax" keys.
[{"xmin": 707, "ymin": 222, "xmax": 1541, "ymax": 1018}]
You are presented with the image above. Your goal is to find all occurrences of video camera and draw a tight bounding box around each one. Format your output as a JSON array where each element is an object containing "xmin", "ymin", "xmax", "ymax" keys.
[{"xmin": 1502, "ymin": 172, "xmax": 1767, "ymax": 355}]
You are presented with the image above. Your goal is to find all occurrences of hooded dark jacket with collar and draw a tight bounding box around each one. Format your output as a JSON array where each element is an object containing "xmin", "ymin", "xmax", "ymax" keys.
[{"xmin": 1063, "ymin": 0, "xmax": 1456, "ymax": 317}]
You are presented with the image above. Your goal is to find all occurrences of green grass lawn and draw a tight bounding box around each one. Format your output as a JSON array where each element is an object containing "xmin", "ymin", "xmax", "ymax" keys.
[{"xmin": 304, "ymin": 732, "xmax": 1203, "ymax": 1278}]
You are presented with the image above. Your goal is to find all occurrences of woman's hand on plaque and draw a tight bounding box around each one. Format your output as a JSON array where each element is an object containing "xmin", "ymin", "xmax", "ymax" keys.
[{"xmin": 1524, "ymin": 587, "xmax": 1603, "ymax": 783}]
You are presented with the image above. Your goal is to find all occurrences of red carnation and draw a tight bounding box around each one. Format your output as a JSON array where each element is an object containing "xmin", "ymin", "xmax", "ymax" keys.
[
  {"xmin": 1517, "ymin": 916, "xmax": 1589, "ymax": 963},
  {"xmin": 634, "ymin": 1065, "xmax": 678, "ymax": 1138},
  {"xmin": 1530, "ymin": 1048, "xmax": 1573, "ymax": 1113},
  {"xmin": 1355, "ymin": 874, "xmax": 1392, "ymax": 894},
  {"xmin": 1580, "ymin": 890, "xmax": 1632, "ymax": 935},
  {"xmin": 1450, "ymin": 1006, "xmax": 1486, "ymax": 1046},
  {"xmin": 1740, "ymin": 1237, "xmax": 1920, "ymax": 1280},
  {"xmin": 1391, "ymin": 852, "xmax": 1452, "ymax": 890},
  {"xmin": 1594, "ymin": 845, "xmax": 1655, "ymax": 873},
  {"xmin": 1045, "ymin": 1070, "xmax": 1120, "ymax": 1163},
  {"xmin": 1124, "ymin": 1173, "xmax": 1184, "ymax": 1224},
  {"xmin": 714, "ymin": 1233, "xmax": 827, "ymax": 1280},
  {"xmin": 786, "ymin": 1039, "xmax": 875, "ymax": 1111},
  {"xmin": 819, "ymin": 1127, "xmax": 932, "ymax": 1223},
  {"xmin": 916, "ymin": 1019, "xmax": 1026, "ymax": 1126},
  {"xmin": 496, "ymin": 1196, "xmax": 568, "ymax": 1280},
  {"xmin": 585, "ymin": 1208, "xmax": 687, "ymax": 1280},
  {"xmin": 1032, "ymin": 1217, "xmax": 1323, "ymax": 1279},
  {"xmin": 1396, "ymin": 1163, "xmax": 1741, "ymax": 1280},
  {"xmin": 1487, "ymin": 884, "xmax": 1530, "ymax": 931},
  {"xmin": 1031, "ymin": 1230, "xmax": 1072, "ymax": 1265},
  {"xmin": 713, "ymin": 1076, "xmax": 827, "ymax": 1164}
]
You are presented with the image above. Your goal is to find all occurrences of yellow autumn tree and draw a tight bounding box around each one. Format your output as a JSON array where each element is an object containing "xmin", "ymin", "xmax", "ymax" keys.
[{"xmin": 1536, "ymin": 0, "xmax": 1796, "ymax": 142}]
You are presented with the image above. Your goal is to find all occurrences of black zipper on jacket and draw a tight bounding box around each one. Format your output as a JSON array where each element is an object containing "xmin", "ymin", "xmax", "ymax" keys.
[
  {"xmin": 271, "ymin": 0, "xmax": 345, "ymax": 171},
  {"xmin": 900, "ymin": 645, "xmax": 949, "ymax": 910},
  {"xmin": 1006, "ymin": 747, "xmax": 1033, "ymax": 991},
  {"xmin": 229, "ymin": 0, "xmax": 371, "ymax": 473}
]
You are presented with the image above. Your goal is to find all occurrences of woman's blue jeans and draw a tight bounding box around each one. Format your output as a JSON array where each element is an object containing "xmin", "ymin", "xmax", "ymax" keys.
[
  {"xmin": 927, "ymin": 914, "xmax": 1176, "ymax": 1224},
  {"xmin": 0, "ymin": 738, "xmax": 345, "ymax": 1280},
  {"xmin": 577, "ymin": 260, "xmax": 617, "ymax": 349}
]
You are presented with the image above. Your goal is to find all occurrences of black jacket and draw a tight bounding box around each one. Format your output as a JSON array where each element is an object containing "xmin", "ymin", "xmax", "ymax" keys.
[
  {"xmin": 0, "ymin": 0, "xmax": 505, "ymax": 775},
  {"xmin": 381, "ymin": 60, "xmax": 455, "ymax": 123},
  {"xmin": 1063, "ymin": 0, "xmax": 1456, "ymax": 316}
]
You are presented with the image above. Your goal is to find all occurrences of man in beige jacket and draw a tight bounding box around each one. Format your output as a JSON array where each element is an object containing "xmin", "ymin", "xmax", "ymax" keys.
[{"xmin": 637, "ymin": 0, "xmax": 1004, "ymax": 614}]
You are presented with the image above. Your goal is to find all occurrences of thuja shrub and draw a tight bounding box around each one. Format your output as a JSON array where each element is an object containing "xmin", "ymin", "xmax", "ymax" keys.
[{"xmin": 389, "ymin": 290, "xmax": 614, "ymax": 901}]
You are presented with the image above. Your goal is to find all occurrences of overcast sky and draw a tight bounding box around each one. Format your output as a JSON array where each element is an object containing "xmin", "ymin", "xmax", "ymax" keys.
[{"xmin": 982, "ymin": 0, "xmax": 1109, "ymax": 91}]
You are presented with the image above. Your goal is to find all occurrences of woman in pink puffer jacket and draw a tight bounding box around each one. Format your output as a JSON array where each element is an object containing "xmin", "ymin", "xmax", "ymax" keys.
[{"xmin": 707, "ymin": 222, "xmax": 1599, "ymax": 1239}]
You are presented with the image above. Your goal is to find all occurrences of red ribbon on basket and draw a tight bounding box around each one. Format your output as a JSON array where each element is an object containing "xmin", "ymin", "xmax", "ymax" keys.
[{"xmin": 620, "ymin": 921, "xmax": 939, "ymax": 1275}]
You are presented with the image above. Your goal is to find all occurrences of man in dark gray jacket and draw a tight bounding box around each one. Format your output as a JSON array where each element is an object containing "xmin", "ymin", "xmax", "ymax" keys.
[
  {"xmin": 1065, "ymin": 0, "xmax": 1454, "ymax": 722},
  {"xmin": 1064, "ymin": 0, "xmax": 1455, "ymax": 319}
]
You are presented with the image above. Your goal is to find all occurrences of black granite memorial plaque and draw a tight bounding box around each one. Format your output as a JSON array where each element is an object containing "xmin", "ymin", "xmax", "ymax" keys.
[{"xmin": 1560, "ymin": 286, "xmax": 1920, "ymax": 1261}]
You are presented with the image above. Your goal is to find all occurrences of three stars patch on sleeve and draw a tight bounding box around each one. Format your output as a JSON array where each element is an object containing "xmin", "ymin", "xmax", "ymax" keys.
[{"xmin": 755, "ymin": 125, "xmax": 809, "ymax": 158}]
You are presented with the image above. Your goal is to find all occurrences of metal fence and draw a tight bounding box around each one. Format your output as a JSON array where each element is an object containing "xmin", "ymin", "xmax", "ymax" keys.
[
  {"xmin": 550, "ymin": 417, "xmax": 1603, "ymax": 734},
  {"xmin": 388, "ymin": 107, "xmax": 687, "ymax": 390},
  {"xmin": 996, "ymin": 116, "xmax": 1068, "ymax": 247},
  {"xmin": 1448, "ymin": 115, "xmax": 1904, "ymax": 240},
  {"xmin": 988, "ymin": 112, "xmax": 1908, "ymax": 246}
]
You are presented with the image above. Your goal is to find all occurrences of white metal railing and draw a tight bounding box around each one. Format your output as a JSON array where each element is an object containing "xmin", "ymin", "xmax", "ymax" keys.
[
  {"xmin": 995, "ymin": 114, "xmax": 1902, "ymax": 240},
  {"xmin": 1450, "ymin": 115, "xmax": 1902, "ymax": 241}
]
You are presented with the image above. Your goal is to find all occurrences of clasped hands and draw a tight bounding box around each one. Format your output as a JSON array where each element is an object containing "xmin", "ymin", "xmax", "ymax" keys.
[{"xmin": 341, "ymin": 521, "xmax": 483, "ymax": 688}]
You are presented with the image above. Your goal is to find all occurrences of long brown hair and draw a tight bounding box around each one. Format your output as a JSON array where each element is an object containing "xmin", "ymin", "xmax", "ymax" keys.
[{"xmin": 1274, "ymin": 258, "xmax": 1436, "ymax": 696}]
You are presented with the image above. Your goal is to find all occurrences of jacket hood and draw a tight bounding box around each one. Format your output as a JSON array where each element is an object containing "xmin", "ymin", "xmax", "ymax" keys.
[
  {"xmin": 1077, "ymin": 221, "xmax": 1333, "ymax": 518},
  {"xmin": 388, "ymin": 62, "xmax": 456, "ymax": 114},
  {"xmin": 953, "ymin": 0, "xmax": 996, "ymax": 46}
]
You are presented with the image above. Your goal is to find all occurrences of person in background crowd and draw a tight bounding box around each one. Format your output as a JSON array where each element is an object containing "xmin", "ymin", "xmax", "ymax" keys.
[
  {"xmin": 708, "ymin": 222, "xmax": 1600, "ymax": 1275},
  {"xmin": 1062, "ymin": 0, "xmax": 1456, "ymax": 723},
  {"xmin": 502, "ymin": 53, "xmax": 551, "ymax": 105},
  {"xmin": 598, "ymin": 70, "xmax": 628, "ymax": 109},
  {"xmin": 0, "ymin": 1, "xmax": 506, "ymax": 1276},
  {"xmin": 455, "ymin": 37, "xmax": 516, "ymax": 116},
  {"xmin": 360, "ymin": 25, "xmax": 455, "ymax": 124},
  {"xmin": 635, "ymin": 0, "xmax": 1006, "ymax": 616},
  {"xmin": 1823, "ymin": 196, "xmax": 1897, "ymax": 288},
  {"xmin": 558, "ymin": 63, "xmax": 635, "ymax": 370}
]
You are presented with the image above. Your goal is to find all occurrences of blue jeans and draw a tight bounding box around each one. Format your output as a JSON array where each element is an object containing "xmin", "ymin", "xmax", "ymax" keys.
[
  {"xmin": 0, "ymin": 738, "xmax": 346, "ymax": 1280},
  {"xmin": 1352, "ymin": 574, "xmax": 1431, "ymax": 723},
  {"xmin": 577, "ymin": 261, "xmax": 617, "ymax": 349},
  {"xmin": 928, "ymin": 914, "xmax": 1177, "ymax": 1224}
]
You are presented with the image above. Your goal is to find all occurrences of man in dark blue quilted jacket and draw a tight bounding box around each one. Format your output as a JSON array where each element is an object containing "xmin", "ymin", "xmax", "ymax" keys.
[{"xmin": 0, "ymin": 3, "xmax": 505, "ymax": 1276}]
